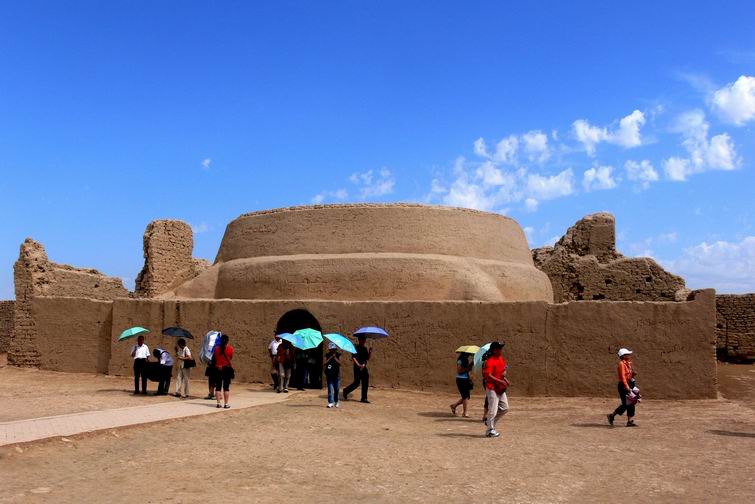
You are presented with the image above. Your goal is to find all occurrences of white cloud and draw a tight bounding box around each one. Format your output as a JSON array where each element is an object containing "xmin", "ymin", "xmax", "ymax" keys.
[
  {"xmin": 656, "ymin": 232, "xmax": 678, "ymax": 244},
  {"xmin": 474, "ymin": 131, "xmax": 549, "ymax": 164},
  {"xmin": 572, "ymin": 120, "xmax": 607, "ymax": 156},
  {"xmin": 349, "ymin": 168, "xmax": 395, "ymax": 198},
  {"xmin": 663, "ymin": 110, "xmax": 739, "ymax": 181},
  {"xmin": 624, "ymin": 160, "xmax": 659, "ymax": 189},
  {"xmin": 521, "ymin": 130, "xmax": 551, "ymax": 163},
  {"xmin": 661, "ymin": 236, "xmax": 755, "ymax": 292},
  {"xmin": 711, "ymin": 75, "xmax": 755, "ymax": 125},
  {"xmin": 312, "ymin": 188, "xmax": 349, "ymax": 204},
  {"xmin": 572, "ymin": 109, "xmax": 646, "ymax": 155},
  {"xmin": 526, "ymin": 169, "xmax": 575, "ymax": 200},
  {"xmin": 431, "ymin": 154, "xmax": 573, "ymax": 212},
  {"xmin": 201, "ymin": 158, "xmax": 212, "ymax": 170},
  {"xmin": 191, "ymin": 222, "xmax": 210, "ymax": 234},
  {"xmin": 612, "ymin": 109, "xmax": 646, "ymax": 148},
  {"xmin": 582, "ymin": 165, "xmax": 617, "ymax": 192}
]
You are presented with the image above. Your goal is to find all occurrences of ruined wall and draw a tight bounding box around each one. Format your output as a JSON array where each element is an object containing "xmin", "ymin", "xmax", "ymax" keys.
[
  {"xmin": 8, "ymin": 239, "xmax": 127, "ymax": 366},
  {"xmin": 95, "ymin": 291, "xmax": 716, "ymax": 399},
  {"xmin": 716, "ymin": 294, "xmax": 755, "ymax": 362},
  {"xmin": 0, "ymin": 301, "xmax": 14, "ymax": 352},
  {"xmin": 134, "ymin": 220, "xmax": 210, "ymax": 298},
  {"xmin": 533, "ymin": 213, "xmax": 688, "ymax": 303},
  {"xmin": 33, "ymin": 297, "xmax": 113, "ymax": 373}
]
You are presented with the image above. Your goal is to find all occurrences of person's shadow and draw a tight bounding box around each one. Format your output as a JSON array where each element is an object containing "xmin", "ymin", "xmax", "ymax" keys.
[{"xmin": 571, "ymin": 422, "xmax": 612, "ymax": 429}]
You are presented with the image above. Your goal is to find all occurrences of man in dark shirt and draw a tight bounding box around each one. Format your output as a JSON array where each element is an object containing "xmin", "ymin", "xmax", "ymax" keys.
[{"xmin": 343, "ymin": 335, "xmax": 372, "ymax": 403}]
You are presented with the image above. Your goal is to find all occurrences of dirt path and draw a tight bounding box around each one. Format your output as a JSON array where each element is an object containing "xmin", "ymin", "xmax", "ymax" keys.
[{"xmin": 1, "ymin": 366, "xmax": 754, "ymax": 503}]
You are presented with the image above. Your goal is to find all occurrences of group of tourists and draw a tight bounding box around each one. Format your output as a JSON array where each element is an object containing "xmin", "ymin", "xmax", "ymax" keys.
[
  {"xmin": 450, "ymin": 342, "xmax": 640, "ymax": 437},
  {"xmin": 132, "ymin": 330, "xmax": 640, "ymax": 437},
  {"xmin": 266, "ymin": 332, "xmax": 372, "ymax": 406},
  {"xmin": 130, "ymin": 332, "xmax": 234, "ymax": 409}
]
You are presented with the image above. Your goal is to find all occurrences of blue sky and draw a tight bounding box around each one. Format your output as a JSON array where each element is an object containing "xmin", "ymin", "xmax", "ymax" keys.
[{"xmin": 1, "ymin": 1, "xmax": 754, "ymax": 299}]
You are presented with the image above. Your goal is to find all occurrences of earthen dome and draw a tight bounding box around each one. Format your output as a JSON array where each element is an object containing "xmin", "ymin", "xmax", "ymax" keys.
[{"xmin": 170, "ymin": 204, "xmax": 554, "ymax": 302}]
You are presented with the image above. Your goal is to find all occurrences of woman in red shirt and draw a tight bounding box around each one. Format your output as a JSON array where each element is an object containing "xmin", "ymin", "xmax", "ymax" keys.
[{"xmin": 213, "ymin": 334, "xmax": 234, "ymax": 409}]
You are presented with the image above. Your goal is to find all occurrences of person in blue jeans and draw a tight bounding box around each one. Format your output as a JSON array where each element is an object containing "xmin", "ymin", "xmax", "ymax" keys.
[{"xmin": 324, "ymin": 343, "xmax": 342, "ymax": 408}]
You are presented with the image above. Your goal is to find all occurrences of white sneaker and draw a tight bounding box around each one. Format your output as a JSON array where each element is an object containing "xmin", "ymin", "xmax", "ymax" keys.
[
  {"xmin": 486, "ymin": 429, "xmax": 501, "ymax": 438},
  {"xmin": 335, "ymin": 402, "xmax": 341, "ymax": 408},
  {"xmin": 327, "ymin": 403, "xmax": 334, "ymax": 408}
]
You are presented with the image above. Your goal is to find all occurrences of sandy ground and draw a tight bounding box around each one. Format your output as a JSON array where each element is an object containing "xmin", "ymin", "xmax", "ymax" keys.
[{"xmin": 0, "ymin": 361, "xmax": 754, "ymax": 503}]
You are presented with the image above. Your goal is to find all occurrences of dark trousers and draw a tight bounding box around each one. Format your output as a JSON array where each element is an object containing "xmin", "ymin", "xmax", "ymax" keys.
[
  {"xmin": 344, "ymin": 365, "xmax": 369, "ymax": 401},
  {"xmin": 613, "ymin": 382, "xmax": 635, "ymax": 417},
  {"xmin": 157, "ymin": 366, "xmax": 172, "ymax": 395},
  {"xmin": 133, "ymin": 358, "xmax": 147, "ymax": 393}
]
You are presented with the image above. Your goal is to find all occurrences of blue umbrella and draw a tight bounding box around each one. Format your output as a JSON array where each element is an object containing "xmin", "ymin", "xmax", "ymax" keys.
[
  {"xmin": 118, "ymin": 326, "xmax": 149, "ymax": 341},
  {"xmin": 278, "ymin": 332, "xmax": 307, "ymax": 350},
  {"xmin": 324, "ymin": 333, "xmax": 357, "ymax": 354},
  {"xmin": 354, "ymin": 326, "xmax": 389, "ymax": 339},
  {"xmin": 293, "ymin": 328, "xmax": 324, "ymax": 350}
]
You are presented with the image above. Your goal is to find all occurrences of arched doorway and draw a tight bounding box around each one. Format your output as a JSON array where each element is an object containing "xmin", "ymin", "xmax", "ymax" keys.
[{"xmin": 275, "ymin": 309, "xmax": 323, "ymax": 389}]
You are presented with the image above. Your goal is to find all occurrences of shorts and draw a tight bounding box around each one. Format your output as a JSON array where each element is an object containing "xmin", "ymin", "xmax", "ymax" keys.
[
  {"xmin": 214, "ymin": 366, "xmax": 233, "ymax": 391},
  {"xmin": 456, "ymin": 378, "xmax": 472, "ymax": 400}
]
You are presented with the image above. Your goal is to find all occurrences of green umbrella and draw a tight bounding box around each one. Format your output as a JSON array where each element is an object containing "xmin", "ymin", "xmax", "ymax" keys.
[
  {"xmin": 118, "ymin": 326, "xmax": 150, "ymax": 341},
  {"xmin": 292, "ymin": 328, "xmax": 324, "ymax": 350}
]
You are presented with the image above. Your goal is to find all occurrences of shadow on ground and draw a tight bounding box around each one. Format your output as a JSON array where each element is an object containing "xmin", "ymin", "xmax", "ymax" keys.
[{"xmin": 707, "ymin": 429, "xmax": 755, "ymax": 438}]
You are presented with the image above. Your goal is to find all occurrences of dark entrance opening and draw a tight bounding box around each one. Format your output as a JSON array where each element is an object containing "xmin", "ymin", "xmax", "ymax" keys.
[{"xmin": 275, "ymin": 309, "xmax": 323, "ymax": 389}]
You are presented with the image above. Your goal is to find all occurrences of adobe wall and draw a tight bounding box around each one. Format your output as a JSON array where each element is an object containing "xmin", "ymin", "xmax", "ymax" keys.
[
  {"xmin": 8, "ymin": 238, "xmax": 127, "ymax": 366},
  {"xmin": 134, "ymin": 220, "xmax": 210, "ymax": 298},
  {"xmin": 32, "ymin": 297, "xmax": 113, "ymax": 373},
  {"xmin": 716, "ymin": 294, "xmax": 755, "ymax": 362},
  {"xmin": 172, "ymin": 204, "xmax": 554, "ymax": 302},
  {"xmin": 0, "ymin": 301, "xmax": 14, "ymax": 352},
  {"xmin": 97, "ymin": 290, "xmax": 716, "ymax": 399},
  {"xmin": 533, "ymin": 213, "xmax": 688, "ymax": 302}
]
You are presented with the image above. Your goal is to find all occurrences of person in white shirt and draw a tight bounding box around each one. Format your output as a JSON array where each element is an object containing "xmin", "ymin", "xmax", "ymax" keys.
[
  {"xmin": 153, "ymin": 347, "xmax": 174, "ymax": 395},
  {"xmin": 174, "ymin": 338, "xmax": 193, "ymax": 398},
  {"xmin": 130, "ymin": 335, "xmax": 150, "ymax": 395},
  {"xmin": 268, "ymin": 333, "xmax": 282, "ymax": 389}
]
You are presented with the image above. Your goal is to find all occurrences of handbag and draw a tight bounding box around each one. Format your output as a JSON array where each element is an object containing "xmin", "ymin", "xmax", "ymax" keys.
[{"xmin": 184, "ymin": 358, "xmax": 197, "ymax": 369}]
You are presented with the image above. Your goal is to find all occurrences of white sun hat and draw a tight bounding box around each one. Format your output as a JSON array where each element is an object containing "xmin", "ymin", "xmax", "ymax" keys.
[{"xmin": 618, "ymin": 348, "xmax": 633, "ymax": 357}]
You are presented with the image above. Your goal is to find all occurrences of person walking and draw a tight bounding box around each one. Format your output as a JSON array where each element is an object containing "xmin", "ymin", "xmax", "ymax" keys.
[
  {"xmin": 213, "ymin": 333, "xmax": 234, "ymax": 408},
  {"xmin": 153, "ymin": 347, "xmax": 175, "ymax": 396},
  {"xmin": 450, "ymin": 351, "xmax": 474, "ymax": 417},
  {"xmin": 130, "ymin": 335, "xmax": 150, "ymax": 395},
  {"xmin": 607, "ymin": 348, "xmax": 638, "ymax": 427},
  {"xmin": 343, "ymin": 335, "xmax": 371, "ymax": 403},
  {"xmin": 324, "ymin": 342, "xmax": 342, "ymax": 408},
  {"xmin": 174, "ymin": 338, "xmax": 192, "ymax": 398},
  {"xmin": 482, "ymin": 342, "xmax": 509, "ymax": 438},
  {"xmin": 277, "ymin": 340, "xmax": 293, "ymax": 393},
  {"xmin": 268, "ymin": 333, "xmax": 282, "ymax": 390}
]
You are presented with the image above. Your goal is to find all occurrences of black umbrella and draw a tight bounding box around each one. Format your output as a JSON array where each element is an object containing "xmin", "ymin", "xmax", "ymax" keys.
[{"xmin": 162, "ymin": 327, "xmax": 194, "ymax": 339}]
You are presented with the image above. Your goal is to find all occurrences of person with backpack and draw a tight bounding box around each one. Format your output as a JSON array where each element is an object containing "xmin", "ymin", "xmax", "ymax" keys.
[
  {"xmin": 324, "ymin": 342, "xmax": 342, "ymax": 408},
  {"xmin": 482, "ymin": 342, "xmax": 509, "ymax": 438},
  {"xmin": 607, "ymin": 348, "xmax": 638, "ymax": 427},
  {"xmin": 213, "ymin": 333, "xmax": 234, "ymax": 409}
]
